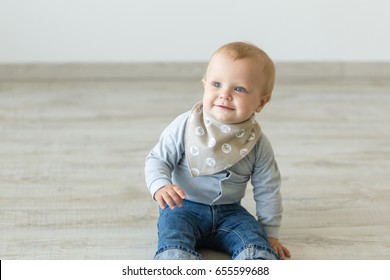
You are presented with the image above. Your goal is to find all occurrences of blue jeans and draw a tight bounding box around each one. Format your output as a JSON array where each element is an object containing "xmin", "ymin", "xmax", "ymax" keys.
[{"xmin": 154, "ymin": 200, "xmax": 279, "ymax": 260}]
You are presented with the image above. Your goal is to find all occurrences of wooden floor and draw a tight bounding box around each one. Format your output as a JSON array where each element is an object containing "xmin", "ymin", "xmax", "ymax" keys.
[{"xmin": 1, "ymin": 77, "xmax": 389, "ymax": 259}]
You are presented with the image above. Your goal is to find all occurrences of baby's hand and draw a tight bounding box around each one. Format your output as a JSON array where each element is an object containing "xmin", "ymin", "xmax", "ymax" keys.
[
  {"xmin": 268, "ymin": 238, "xmax": 291, "ymax": 260},
  {"xmin": 154, "ymin": 185, "xmax": 186, "ymax": 210}
]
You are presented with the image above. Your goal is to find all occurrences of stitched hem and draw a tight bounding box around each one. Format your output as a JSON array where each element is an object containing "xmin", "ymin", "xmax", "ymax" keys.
[
  {"xmin": 233, "ymin": 244, "xmax": 279, "ymax": 260},
  {"xmin": 154, "ymin": 245, "xmax": 201, "ymax": 260}
]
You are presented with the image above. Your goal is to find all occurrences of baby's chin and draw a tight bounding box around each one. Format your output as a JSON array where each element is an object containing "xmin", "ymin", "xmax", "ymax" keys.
[{"xmin": 209, "ymin": 113, "xmax": 244, "ymax": 124}]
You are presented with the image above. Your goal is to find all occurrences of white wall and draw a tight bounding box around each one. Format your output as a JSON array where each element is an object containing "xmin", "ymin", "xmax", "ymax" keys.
[{"xmin": 1, "ymin": 0, "xmax": 389, "ymax": 63}]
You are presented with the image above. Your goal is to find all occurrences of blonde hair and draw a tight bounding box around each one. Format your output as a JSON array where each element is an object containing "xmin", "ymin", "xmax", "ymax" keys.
[{"xmin": 208, "ymin": 41, "xmax": 275, "ymax": 96}]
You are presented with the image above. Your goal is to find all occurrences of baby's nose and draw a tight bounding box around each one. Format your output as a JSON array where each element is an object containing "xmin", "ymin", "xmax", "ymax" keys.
[{"xmin": 219, "ymin": 89, "xmax": 233, "ymax": 100}]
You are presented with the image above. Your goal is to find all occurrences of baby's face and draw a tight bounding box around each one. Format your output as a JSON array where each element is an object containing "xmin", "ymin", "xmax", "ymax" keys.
[{"xmin": 202, "ymin": 52, "xmax": 270, "ymax": 124}]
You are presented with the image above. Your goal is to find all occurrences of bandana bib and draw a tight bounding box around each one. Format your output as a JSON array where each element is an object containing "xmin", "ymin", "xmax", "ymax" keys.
[{"xmin": 185, "ymin": 102, "xmax": 261, "ymax": 177}]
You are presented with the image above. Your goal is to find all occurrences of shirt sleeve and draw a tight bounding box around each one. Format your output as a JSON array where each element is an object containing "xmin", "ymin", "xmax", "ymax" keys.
[
  {"xmin": 251, "ymin": 133, "xmax": 283, "ymax": 239},
  {"xmin": 144, "ymin": 112, "xmax": 189, "ymax": 198}
]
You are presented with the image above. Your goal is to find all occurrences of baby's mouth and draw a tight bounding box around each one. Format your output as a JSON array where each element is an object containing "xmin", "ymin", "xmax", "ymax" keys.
[{"xmin": 215, "ymin": 104, "xmax": 235, "ymax": 110}]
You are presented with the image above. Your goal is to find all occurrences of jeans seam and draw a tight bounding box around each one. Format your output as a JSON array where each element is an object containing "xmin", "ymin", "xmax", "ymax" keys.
[
  {"xmin": 211, "ymin": 205, "xmax": 217, "ymax": 232},
  {"xmin": 219, "ymin": 227, "xmax": 246, "ymax": 245}
]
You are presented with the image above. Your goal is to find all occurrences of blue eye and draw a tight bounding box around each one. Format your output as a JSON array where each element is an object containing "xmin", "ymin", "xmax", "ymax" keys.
[
  {"xmin": 212, "ymin": 82, "xmax": 221, "ymax": 88},
  {"xmin": 235, "ymin": 86, "xmax": 247, "ymax": 93}
]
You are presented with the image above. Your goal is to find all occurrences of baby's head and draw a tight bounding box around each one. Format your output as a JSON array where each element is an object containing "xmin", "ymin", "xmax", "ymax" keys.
[{"xmin": 202, "ymin": 42, "xmax": 275, "ymax": 124}]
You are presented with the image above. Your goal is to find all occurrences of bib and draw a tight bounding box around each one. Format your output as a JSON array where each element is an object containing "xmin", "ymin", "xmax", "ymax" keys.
[{"xmin": 185, "ymin": 102, "xmax": 261, "ymax": 177}]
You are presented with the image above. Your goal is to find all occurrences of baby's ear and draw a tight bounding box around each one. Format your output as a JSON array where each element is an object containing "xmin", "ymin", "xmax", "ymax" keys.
[
  {"xmin": 255, "ymin": 95, "xmax": 271, "ymax": 113},
  {"xmin": 201, "ymin": 78, "xmax": 206, "ymax": 88}
]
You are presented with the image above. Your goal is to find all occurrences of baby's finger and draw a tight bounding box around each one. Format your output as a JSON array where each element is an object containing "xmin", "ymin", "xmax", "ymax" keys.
[
  {"xmin": 270, "ymin": 243, "xmax": 283, "ymax": 259},
  {"xmin": 162, "ymin": 193, "xmax": 177, "ymax": 210},
  {"xmin": 155, "ymin": 195, "xmax": 166, "ymax": 210},
  {"xmin": 277, "ymin": 247, "xmax": 286, "ymax": 259},
  {"xmin": 166, "ymin": 188, "xmax": 184, "ymax": 208},
  {"xmin": 172, "ymin": 185, "xmax": 186, "ymax": 199},
  {"xmin": 282, "ymin": 246, "xmax": 291, "ymax": 258}
]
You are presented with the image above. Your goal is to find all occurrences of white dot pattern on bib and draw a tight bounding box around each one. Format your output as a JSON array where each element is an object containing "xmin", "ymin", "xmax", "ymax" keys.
[
  {"xmin": 190, "ymin": 168, "xmax": 200, "ymax": 176},
  {"xmin": 220, "ymin": 125, "xmax": 231, "ymax": 133},
  {"xmin": 208, "ymin": 137, "xmax": 216, "ymax": 148},
  {"xmin": 204, "ymin": 117, "xmax": 212, "ymax": 127},
  {"xmin": 221, "ymin": 143, "xmax": 232, "ymax": 153},
  {"xmin": 190, "ymin": 146, "xmax": 199, "ymax": 156},
  {"xmin": 205, "ymin": 157, "xmax": 216, "ymax": 167},
  {"xmin": 236, "ymin": 129, "xmax": 245, "ymax": 138},
  {"xmin": 240, "ymin": 148, "xmax": 249, "ymax": 157},
  {"xmin": 195, "ymin": 127, "xmax": 205, "ymax": 136}
]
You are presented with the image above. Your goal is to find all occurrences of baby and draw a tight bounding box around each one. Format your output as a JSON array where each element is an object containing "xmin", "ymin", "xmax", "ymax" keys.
[{"xmin": 145, "ymin": 42, "xmax": 290, "ymax": 260}]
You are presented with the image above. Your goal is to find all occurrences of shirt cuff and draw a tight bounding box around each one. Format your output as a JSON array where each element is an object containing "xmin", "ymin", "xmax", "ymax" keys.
[
  {"xmin": 149, "ymin": 178, "xmax": 173, "ymax": 199},
  {"xmin": 263, "ymin": 225, "xmax": 280, "ymax": 240}
]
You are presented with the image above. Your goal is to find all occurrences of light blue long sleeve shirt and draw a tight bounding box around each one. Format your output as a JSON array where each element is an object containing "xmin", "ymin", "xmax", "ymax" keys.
[{"xmin": 145, "ymin": 111, "xmax": 283, "ymax": 239}]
